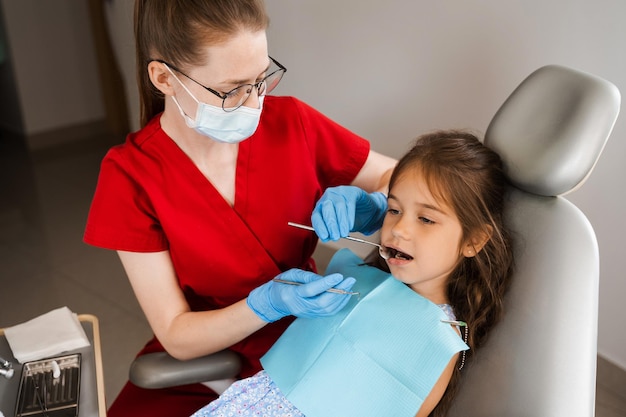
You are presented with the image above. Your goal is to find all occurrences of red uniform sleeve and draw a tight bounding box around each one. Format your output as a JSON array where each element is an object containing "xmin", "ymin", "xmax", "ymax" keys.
[{"xmin": 84, "ymin": 145, "xmax": 168, "ymax": 252}]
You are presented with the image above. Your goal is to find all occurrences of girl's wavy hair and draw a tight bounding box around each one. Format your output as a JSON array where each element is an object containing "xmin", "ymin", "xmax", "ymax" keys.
[
  {"xmin": 134, "ymin": 0, "xmax": 269, "ymax": 127},
  {"xmin": 367, "ymin": 130, "xmax": 515, "ymax": 417}
]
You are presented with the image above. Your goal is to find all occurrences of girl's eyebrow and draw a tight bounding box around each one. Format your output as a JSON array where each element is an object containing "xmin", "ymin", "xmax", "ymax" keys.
[{"xmin": 388, "ymin": 193, "xmax": 447, "ymax": 215}]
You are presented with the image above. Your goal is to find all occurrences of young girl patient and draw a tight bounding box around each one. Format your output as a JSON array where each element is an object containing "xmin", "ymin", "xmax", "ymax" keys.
[{"xmin": 192, "ymin": 130, "xmax": 514, "ymax": 417}]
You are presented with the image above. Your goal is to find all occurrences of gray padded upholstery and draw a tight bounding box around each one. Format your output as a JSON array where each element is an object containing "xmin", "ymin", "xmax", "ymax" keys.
[
  {"xmin": 485, "ymin": 65, "xmax": 619, "ymax": 196},
  {"xmin": 129, "ymin": 66, "xmax": 621, "ymax": 417},
  {"xmin": 448, "ymin": 65, "xmax": 620, "ymax": 417},
  {"xmin": 129, "ymin": 350, "xmax": 241, "ymax": 389}
]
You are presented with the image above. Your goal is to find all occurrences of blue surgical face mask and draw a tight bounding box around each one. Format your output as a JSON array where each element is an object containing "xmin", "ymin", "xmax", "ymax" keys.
[{"xmin": 167, "ymin": 68, "xmax": 263, "ymax": 144}]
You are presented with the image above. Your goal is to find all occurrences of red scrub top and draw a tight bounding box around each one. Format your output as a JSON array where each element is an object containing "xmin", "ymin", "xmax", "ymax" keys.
[{"xmin": 84, "ymin": 96, "xmax": 369, "ymax": 415}]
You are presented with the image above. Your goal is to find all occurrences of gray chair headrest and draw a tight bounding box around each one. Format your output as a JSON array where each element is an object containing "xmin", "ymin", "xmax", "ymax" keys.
[{"xmin": 485, "ymin": 65, "xmax": 620, "ymax": 197}]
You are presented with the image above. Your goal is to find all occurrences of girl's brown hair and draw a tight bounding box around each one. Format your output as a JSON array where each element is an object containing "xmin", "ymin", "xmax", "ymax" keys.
[
  {"xmin": 369, "ymin": 130, "xmax": 514, "ymax": 416},
  {"xmin": 133, "ymin": 0, "xmax": 269, "ymax": 127}
]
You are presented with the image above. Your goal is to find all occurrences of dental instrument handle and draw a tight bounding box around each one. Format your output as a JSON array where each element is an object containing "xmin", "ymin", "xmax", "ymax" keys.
[
  {"xmin": 272, "ymin": 278, "xmax": 360, "ymax": 296},
  {"xmin": 0, "ymin": 356, "xmax": 12, "ymax": 379},
  {"xmin": 0, "ymin": 368, "xmax": 13, "ymax": 379},
  {"xmin": 51, "ymin": 360, "xmax": 61, "ymax": 379},
  {"xmin": 0, "ymin": 356, "xmax": 11, "ymax": 369},
  {"xmin": 287, "ymin": 222, "xmax": 382, "ymax": 249}
]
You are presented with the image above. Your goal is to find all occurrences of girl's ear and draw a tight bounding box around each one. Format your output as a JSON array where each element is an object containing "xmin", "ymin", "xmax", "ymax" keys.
[
  {"xmin": 462, "ymin": 225, "xmax": 493, "ymax": 258},
  {"xmin": 147, "ymin": 61, "xmax": 176, "ymax": 96}
]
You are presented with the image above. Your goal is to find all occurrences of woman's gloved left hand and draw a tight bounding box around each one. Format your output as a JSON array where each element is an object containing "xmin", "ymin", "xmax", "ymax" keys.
[
  {"xmin": 247, "ymin": 269, "xmax": 356, "ymax": 323},
  {"xmin": 311, "ymin": 185, "xmax": 387, "ymax": 242}
]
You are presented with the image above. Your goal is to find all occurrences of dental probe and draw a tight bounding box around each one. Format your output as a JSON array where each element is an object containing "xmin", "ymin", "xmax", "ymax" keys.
[
  {"xmin": 272, "ymin": 278, "xmax": 360, "ymax": 296},
  {"xmin": 288, "ymin": 222, "xmax": 390, "ymax": 259}
]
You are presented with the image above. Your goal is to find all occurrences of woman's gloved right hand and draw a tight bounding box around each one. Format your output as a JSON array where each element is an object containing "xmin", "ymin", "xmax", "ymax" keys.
[
  {"xmin": 247, "ymin": 269, "xmax": 356, "ymax": 323},
  {"xmin": 311, "ymin": 185, "xmax": 387, "ymax": 242}
]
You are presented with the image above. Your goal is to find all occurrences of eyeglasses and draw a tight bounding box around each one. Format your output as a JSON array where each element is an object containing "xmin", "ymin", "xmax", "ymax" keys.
[{"xmin": 155, "ymin": 57, "xmax": 286, "ymax": 112}]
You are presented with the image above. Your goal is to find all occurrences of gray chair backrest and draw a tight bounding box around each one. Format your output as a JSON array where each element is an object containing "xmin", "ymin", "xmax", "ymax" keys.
[{"xmin": 448, "ymin": 65, "xmax": 620, "ymax": 417}]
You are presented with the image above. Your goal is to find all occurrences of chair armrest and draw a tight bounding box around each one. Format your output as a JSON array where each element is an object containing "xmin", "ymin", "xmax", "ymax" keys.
[{"xmin": 129, "ymin": 350, "xmax": 242, "ymax": 389}]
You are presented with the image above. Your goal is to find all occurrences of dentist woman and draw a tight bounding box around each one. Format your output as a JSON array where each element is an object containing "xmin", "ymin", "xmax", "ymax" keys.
[{"xmin": 84, "ymin": 1, "xmax": 396, "ymax": 416}]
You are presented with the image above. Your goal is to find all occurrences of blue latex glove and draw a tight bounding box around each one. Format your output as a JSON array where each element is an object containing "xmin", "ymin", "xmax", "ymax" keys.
[
  {"xmin": 247, "ymin": 269, "xmax": 356, "ymax": 323},
  {"xmin": 311, "ymin": 185, "xmax": 387, "ymax": 241}
]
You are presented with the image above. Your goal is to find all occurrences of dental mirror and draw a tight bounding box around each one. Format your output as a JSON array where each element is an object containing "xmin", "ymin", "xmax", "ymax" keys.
[{"xmin": 288, "ymin": 222, "xmax": 390, "ymax": 259}]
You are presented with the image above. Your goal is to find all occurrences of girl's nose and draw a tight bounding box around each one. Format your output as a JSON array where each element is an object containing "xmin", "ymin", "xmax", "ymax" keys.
[{"xmin": 390, "ymin": 216, "xmax": 410, "ymax": 240}]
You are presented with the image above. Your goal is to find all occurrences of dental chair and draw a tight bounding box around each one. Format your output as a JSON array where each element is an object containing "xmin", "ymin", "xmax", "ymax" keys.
[
  {"xmin": 448, "ymin": 65, "xmax": 619, "ymax": 416},
  {"xmin": 129, "ymin": 65, "xmax": 621, "ymax": 415}
]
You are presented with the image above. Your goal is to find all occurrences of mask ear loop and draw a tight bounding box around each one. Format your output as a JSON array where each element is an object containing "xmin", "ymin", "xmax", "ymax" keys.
[
  {"xmin": 162, "ymin": 64, "xmax": 201, "ymax": 125},
  {"xmin": 441, "ymin": 320, "xmax": 469, "ymax": 370},
  {"xmin": 162, "ymin": 63, "xmax": 199, "ymax": 102}
]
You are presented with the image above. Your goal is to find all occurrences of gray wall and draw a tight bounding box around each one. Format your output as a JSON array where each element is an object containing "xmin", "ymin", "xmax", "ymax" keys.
[{"xmin": 0, "ymin": 0, "xmax": 104, "ymax": 137}]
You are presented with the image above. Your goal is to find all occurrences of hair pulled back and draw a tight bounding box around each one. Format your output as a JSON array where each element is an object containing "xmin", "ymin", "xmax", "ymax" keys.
[{"xmin": 134, "ymin": 0, "xmax": 269, "ymax": 127}]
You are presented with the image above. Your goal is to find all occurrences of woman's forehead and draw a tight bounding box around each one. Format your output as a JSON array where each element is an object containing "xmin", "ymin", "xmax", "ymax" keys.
[{"xmin": 198, "ymin": 30, "xmax": 269, "ymax": 80}]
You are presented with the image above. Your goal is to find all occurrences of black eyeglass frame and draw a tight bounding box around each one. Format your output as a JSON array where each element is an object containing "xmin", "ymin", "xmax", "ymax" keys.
[{"xmin": 153, "ymin": 57, "xmax": 286, "ymax": 112}]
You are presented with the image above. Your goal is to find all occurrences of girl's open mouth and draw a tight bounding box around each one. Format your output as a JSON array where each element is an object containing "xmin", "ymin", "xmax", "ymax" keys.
[{"xmin": 385, "ymin": 247, "xmax": 414, "ymax": 261}]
